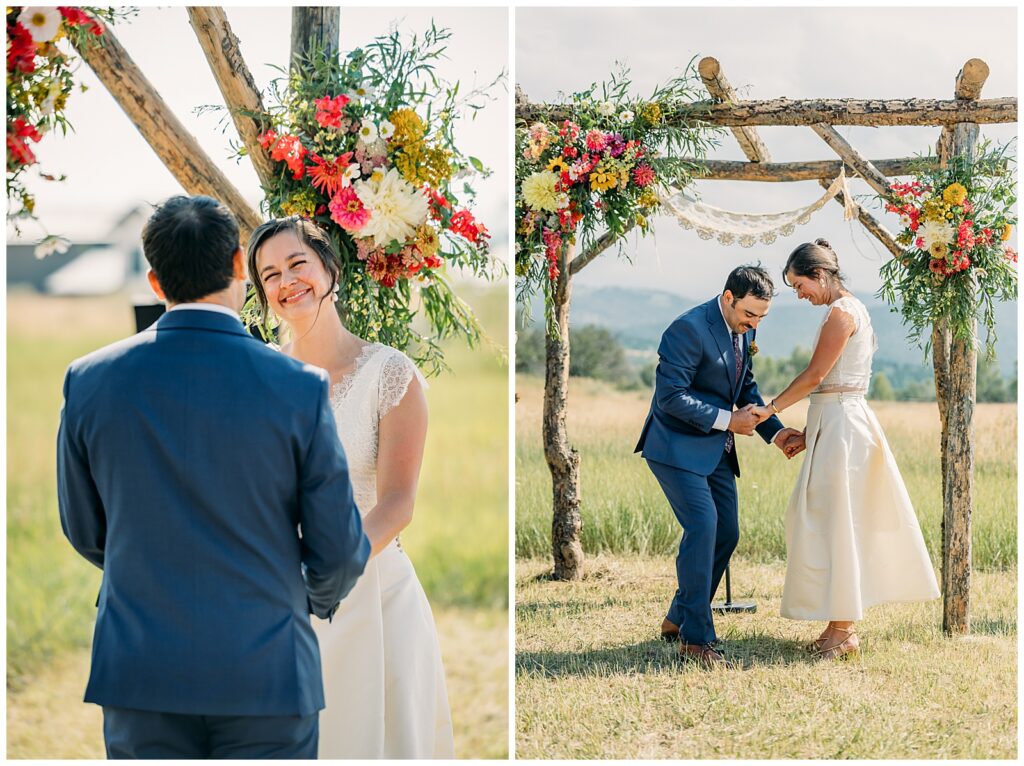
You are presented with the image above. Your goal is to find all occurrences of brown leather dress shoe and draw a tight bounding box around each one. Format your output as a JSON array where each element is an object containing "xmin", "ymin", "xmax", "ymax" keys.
[
  {"xmin": 679, "ymin": 641, "xmax": 729, "ymax": 667},
  {"xmin": 660, "ymin": 618, "xmax": 680, "ymax": 641}
]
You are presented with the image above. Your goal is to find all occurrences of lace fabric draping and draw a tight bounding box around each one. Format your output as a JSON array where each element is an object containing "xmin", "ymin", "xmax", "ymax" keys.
[{"xmin": 659, "ymin": 168, "xmax": 859, "ymax": 247}]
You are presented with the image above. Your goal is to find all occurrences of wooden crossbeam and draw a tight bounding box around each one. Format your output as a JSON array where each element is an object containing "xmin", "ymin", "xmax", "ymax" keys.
[
  {"xmin": 693, "ymin": 157, "xmax": 944, "ymax": 182},
  {"xmin": 188, "ymin": 7, "xmax": 276, "ymax": 189},
  {"xmin": 71, "ymin": 22, "xmax": 261, "ymax": 240},
  {"xmin": 517, "ymin": 97, "xmax": 1017, "ymax": 128},
  {"xmin": 810, "ymin": 124, "xmax": 892, "ymax": 198},
  {"xmin": 698, "ymin": 57, "xmax": 771, "ymax": 162}
]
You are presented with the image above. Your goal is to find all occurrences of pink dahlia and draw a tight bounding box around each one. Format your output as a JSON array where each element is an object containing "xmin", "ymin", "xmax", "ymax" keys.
[
  {"xmin": 632, "ymin": 164, "xmax": 656, "ymax": 187},
  {"xmin": 329, "ymin": 187, "xmax": 371, "ymax": 233},
  {"xmin": 584, "ymin": 129, "xmax": 607, "ymax": 152}
]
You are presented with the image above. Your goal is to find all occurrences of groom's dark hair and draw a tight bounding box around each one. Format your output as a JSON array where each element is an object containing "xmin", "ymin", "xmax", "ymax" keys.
[
  {"xmin": 724, "ymin": 264, "xmax": 776, "ymax": 301},
  {"xmin": 142, "ymin": 195, "xmax": 240, "ymax": 304}
]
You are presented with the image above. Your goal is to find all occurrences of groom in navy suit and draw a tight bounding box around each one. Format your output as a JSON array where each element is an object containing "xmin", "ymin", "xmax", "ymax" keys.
[
  {"xmin": 636, "ymin": 265, "xmax": 802, "ymax": 666},
  {"xmin": 57, "ymin": 196, "xmax": 370, "ymax": 758}
]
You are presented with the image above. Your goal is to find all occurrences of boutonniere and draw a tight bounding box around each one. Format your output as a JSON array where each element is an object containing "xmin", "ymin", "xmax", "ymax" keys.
[{"xmin": 749, "ymin": 340, "xmax": 759, "ymax": 357}]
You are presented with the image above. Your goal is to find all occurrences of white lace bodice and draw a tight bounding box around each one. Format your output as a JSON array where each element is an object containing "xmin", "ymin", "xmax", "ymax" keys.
[
  {"xmin": 329, "ymin": 343, "xmax": 426, "ymax": 516},
  {"xmin": 813, "ymin": 295, "xmax": 878, "ymax": 394}
]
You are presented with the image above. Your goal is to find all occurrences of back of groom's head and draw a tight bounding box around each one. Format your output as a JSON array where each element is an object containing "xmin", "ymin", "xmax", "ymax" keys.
[
  {"xmin": 142, "ymin": 195, "xmax": 240, "ymax": 304},
  {"xmin": 723, "ymin": 264, "xmax": 776, "ymax": 302}
]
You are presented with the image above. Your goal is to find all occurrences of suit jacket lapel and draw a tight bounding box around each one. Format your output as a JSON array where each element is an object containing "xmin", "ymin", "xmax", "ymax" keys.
[{"xmin": 705, "ymin": 299, "xmax": 736, "ymax": 397}]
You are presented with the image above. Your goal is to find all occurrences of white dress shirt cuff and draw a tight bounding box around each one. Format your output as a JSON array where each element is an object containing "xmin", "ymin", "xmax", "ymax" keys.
[{"xmin": 712, "ymin": 408, "xmax": 732, "ymax": 432}]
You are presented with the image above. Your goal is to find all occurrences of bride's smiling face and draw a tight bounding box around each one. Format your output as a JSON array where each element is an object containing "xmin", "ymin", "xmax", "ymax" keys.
[
  {"xmin": 255, "ymin": 231, "xmax": 333, "ymax": 322},
  {"xmin": 786, "ymin": 270, "xmax": 828, "ymax": 306}
]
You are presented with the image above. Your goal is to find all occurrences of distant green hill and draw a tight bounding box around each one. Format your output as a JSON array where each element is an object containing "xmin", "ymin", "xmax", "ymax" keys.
[{"xmin": 525, "ymin": 285, "xmax": 1017, "ymax": 377}]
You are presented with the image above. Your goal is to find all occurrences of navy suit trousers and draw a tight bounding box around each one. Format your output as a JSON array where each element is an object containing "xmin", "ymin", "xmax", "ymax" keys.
[
  {"xmin": 647, "ymin": 452, "xmax": 739, "ymax": 644},
  {"xmin": 103, "ymin": 707, "xmax": 318, "ymax": 759}
]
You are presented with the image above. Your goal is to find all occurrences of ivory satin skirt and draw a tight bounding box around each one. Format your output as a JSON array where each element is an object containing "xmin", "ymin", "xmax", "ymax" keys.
[{"xmin": 780, "ymin": 392, "xmax": 940, "ymax": 621}]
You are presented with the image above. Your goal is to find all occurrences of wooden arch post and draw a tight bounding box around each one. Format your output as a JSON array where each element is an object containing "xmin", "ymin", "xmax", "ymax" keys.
[{"xmin": 935, "ymin": 58, "xmax": 988, "ymax": 636}]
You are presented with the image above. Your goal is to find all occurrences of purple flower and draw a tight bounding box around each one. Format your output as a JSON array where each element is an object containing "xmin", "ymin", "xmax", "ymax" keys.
[{"xmin": 607, "ymin": 133, "xmax": 626, "ymax": 158}]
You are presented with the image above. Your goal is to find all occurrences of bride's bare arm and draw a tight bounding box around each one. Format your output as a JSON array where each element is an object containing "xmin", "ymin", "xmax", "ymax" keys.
[
  {"xmin": 756, "ymin": 306, "xmax": 856, "ymax": 418},
  {"xmin": 362, "ymin": 375, "xmax": 428, "ymax": 557}
]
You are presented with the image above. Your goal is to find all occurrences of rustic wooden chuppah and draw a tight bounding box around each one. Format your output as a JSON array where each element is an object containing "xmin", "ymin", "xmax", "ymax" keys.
[{"xmin": 516, "ymin": 57, "xmax": 1017, "ymax": 636}]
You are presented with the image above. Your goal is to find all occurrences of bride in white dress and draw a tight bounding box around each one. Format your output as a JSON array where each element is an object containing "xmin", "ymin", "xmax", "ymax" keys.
[
  {"xmin": 246, "ymin": 216, "xmax": 455, "ymax": 758},
  {"xmin": 752, "ymin": 239, "xmax": 940, "ymax": 660}
]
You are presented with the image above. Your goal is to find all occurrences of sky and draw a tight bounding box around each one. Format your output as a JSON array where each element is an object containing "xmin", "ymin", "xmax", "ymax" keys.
[
  {"xmin": 8, "ymin": 6, "xmax": 509, "ymax": 263},
  {"xmin": 516, "ymin": 6, "xmax": 1017, "ymax": 300}
]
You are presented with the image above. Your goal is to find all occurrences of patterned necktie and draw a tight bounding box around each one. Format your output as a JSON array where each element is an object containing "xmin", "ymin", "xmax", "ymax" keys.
[{"xmin": 725, "ymin": 332, "xmax": 742, "ymax": 454}]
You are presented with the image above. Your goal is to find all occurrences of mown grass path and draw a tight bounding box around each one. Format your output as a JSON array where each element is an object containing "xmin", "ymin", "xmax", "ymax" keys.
[{"xmin": 516, "ymin": 556, "xmax": 1016, "ymax": 759}]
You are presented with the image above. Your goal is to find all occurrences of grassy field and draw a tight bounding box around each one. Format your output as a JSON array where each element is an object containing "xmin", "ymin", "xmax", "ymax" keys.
[
  {"xmin": 7, "ymin": 287, "xmax": 509, "ymax": 759},
  {"xmin": 516, "ymin": 374, "xmax": 1017, "ymax": 570},
  {"xmin": 516, "ymin": 557, "xmax": 1016, "ymax": 759},
  {"xmin": 515, "ymin": 373, "xmax": 1017, "ymax": 759}
]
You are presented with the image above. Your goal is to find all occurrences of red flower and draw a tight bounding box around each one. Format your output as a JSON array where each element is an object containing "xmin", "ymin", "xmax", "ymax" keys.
[
  {"xmin": 7, "ymin": 117, "xmax": 42, "ymax": 169},
  {"xmin": 264, "ymin": 133, "xmax": 306, "ymax": 180},
  {"xmin": 558, "ymin": 120, "xmax": 580, "ymax": 142},
  {"xmin": 7, "ymin": 22, "xmax": 36, "ymax": 74},
  {"xmin": 928, "ymin": 259, "xmax": 947, "ymax": 275},
  {"xmin": 58, "ymin": 7, "xmax": 104, "ymax": 34},
  {"xmin": 957, "ymin": 220, "xmax": 975, "ymax": 250},
  {"xmin": 1004, "ymin": 247, "xmax": 1018, "ymax": 264},
  {"xmin": 562, "ymin": 145, "xmax": 578, "ymax": 159},
  {"xmin": 314, "ymin": 95, "xmax": 350, "ymax": 129},
  {"xmin": 962, "ymin": 199, "xmax": 973, "ymax": 214},
  {"xmin": 365, "ymin": 251, "xmax": 402, "ymax": 288},
  {"xmin": 449, "ymin": 209, "xmax": 489, "ymax": 245},
  {"xmin": 424, "ymin": 186, "xmax": 450, "ymax": 220},
  {"xmin": 632, "ymin": 164, "xmax": 655, "ymax": 187},
  {"xmin": 12, "ymin": 117, "xmax": 42, "ymax": 142},
  {"xmin": 307, "ymin": 152, "xmax": 352, "ymax": 197}
]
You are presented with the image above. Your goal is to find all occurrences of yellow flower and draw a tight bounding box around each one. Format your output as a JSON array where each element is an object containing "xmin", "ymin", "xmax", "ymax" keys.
[
  {"xmin": 547, "ymin": 157, "xmax": 569, "ymax": 174},
  {"xmin": 929, "ymin": 241, "xmax": 947, "ymax": 259},
  {"xmin": 415, "ymin": 224, "xmax": 440, "ymax": 258},
  {"xmin": 635, "ymin": 213, "xmax": 647, "ymax": 228},
  {"xmin": 1002, "ymin": 224, "xmax": 1013, "ymax": 241},
  {"xmin": 388, "ymin": 108, "xmax": 426, "ymax": 146},
  {"xmin": 280, "ymin": 188, "xmax": 318, "ymax": 218},
  {"xmin": 589, "ymin": 160, "xmax": 621, "ymax": 193},
  {"xmin": 637, "ymin": 189, "xmax": 660, "ymax": 209},
  {"xmin": 922, "ymin": 198, "xmax": 950, "ymax": 223},
  {"xmin": 942, "ymin": 182, "xmax": 968, "ymax": 206},
  {"xmin": 640, "ymin": 102, "xmax": 662, "ymax": 125},
  {"xmin": 522, "ymin": 170, "xmax": 561, "ymax": 212},
  {"xmin": 394, "ymin": 143, "xmax": 452, "ymax": 186}
]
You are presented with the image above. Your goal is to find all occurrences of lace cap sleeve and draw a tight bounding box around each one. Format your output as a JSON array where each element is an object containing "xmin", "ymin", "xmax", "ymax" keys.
[
  {"xmin": 826, "ymin": 296, "xmax": 861, "ymax": 333},
  {"xmin": 378, "ymin": 348, "xmax": 427, "ymax": 419}
]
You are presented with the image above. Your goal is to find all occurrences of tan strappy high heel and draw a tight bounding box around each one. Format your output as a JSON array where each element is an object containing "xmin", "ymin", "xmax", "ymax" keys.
[{"xmin": 813, "ymin": 625, "xmax": 859, "ymax": 660}]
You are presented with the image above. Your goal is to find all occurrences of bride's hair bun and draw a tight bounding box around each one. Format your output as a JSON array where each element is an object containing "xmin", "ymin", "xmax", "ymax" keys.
[{"xmin": 814, "ymin": 238, "xmax": 833, "ymax": 251}]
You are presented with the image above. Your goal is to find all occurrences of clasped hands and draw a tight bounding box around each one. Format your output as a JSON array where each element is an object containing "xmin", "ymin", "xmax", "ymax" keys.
[{"xmin": 728, "ymin": 404, "xmax": 806, "ymax": 460}]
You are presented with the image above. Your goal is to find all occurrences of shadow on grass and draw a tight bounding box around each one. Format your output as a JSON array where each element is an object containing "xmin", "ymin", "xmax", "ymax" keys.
[
  {"xmin": 517, "ymin": 635, "xmax": 815, "ymax": 678},
  {"xmin": 971, "ymin": 617, "xmax": 1018, "ymax": 637}
]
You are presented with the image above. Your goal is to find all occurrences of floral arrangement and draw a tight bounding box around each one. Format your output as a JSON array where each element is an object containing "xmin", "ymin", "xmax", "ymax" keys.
[
  {"xmin": 6, "ymin": 6, "xmax": 127, "ymax": 250},
  {"xmin": 246, "ymin": 27, "xmax": 502, "ymax": 374},
  {"xmin": 515, "ymin": 64, "xmax": 717, "ymax": 328},
  {"xmin": 878, "ymin": 140, "xmax": 1017, "ymax": 354}
]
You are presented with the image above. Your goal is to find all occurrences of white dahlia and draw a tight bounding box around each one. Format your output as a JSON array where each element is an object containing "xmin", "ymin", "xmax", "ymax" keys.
[
  {"xmin": 355, "ymin": 168, "xmax": 428, "ymax": 247},
  {"xmin": 521, "ymin": 170, "xmax": 561, "ymax": 213},
  {"xmin": 18, "ymin": 7, "xmax": 62, "ymax": 43},
  {"xmin": 918, "ymin": 219, "xmax": 954, "ymax": 251}
]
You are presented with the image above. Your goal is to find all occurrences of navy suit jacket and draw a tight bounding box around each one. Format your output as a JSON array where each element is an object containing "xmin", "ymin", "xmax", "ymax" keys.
[
  {"xmin": 57, "ymin": 308, "xmax": 370, "ymax": 717},
  {"xmin": 635, "ymin": 296, "xmax": 783, "ymax": 476}
]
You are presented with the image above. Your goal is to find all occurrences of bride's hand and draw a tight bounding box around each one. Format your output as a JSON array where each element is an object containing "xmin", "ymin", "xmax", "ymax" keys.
[{"xmin": 749, "ymin": 404, "xmax": 773, "ymax": 424}]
